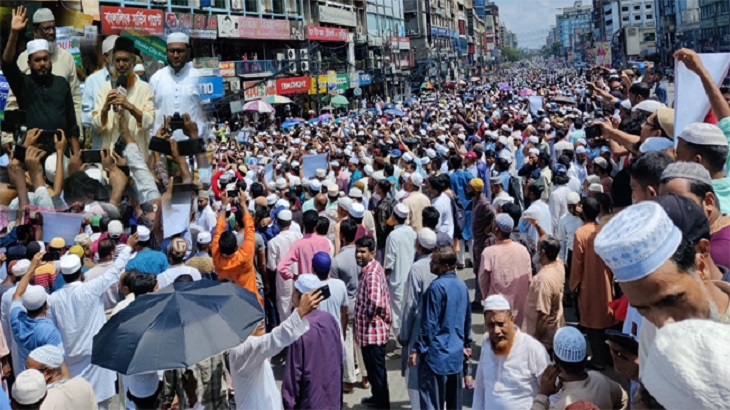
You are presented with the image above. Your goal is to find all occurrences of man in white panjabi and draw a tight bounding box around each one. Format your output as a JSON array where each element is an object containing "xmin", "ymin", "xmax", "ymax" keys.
[{"xmin": 472, "ymin": 295, "xmax": 550, "ymax": 410}]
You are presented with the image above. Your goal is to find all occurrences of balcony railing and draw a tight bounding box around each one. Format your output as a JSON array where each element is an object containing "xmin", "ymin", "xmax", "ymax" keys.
[{"xmin": 234, "ymin": 61, "xmax": 276, "ymax": 78}]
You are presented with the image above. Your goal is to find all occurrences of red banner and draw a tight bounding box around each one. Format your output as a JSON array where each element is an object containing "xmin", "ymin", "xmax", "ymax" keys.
[
  {"xmin": 101, "ymin": 6, "xmax": 164, "ymax": 36},
  {"xmin": 306, "ymin": 26, "xmax": 348, "ymax": 42},
  {"xmin": 276, "ymin": 76, "xmax": 310, "ymax": 95}
]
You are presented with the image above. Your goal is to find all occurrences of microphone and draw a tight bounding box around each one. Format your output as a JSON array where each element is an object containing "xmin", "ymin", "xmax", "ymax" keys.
[{"xmin": 113, "ymin": 75, "xmax": 128, "ymax": 113}]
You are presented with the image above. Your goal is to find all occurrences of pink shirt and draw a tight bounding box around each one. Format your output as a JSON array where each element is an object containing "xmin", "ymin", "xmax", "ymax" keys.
[
  {"xmin": 277, "ymin": 233, "xmax": 332, "ymax": 280},
  {"xmin": 480, "ymin": 240, "xmax": 532, "ymax": 328}
]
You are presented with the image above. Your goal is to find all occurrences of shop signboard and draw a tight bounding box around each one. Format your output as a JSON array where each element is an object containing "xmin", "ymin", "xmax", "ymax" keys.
[
  {"xmin": 318, "ymin": 5, "xmax": 356, "ymax": 27},
  {"xmin": 358, "ymin": 73, "xmax": 372, "ymax": 86},
  {"xmin": 196, "ymin": 76, "xmax": 224, "ymax": 100},
  {"xmin": 309, "ymin": 76, "xmax": 329, "ymax": 94},
  {"xmin": 101, "ymin": 6, "xmax": 164, "ymax": 36},
  {"xmin": 336, "ymin": 73, "xmax": 349, "ymax": 90},
  {"xmin": 244, "ymin": 80, "xmax": 276, "ymax": 100},
  {"xmin": 307, "ymin": 26, "xmax": 348, "ymax": 42},
  {"xmin": 276, "ymin": 76, "xmax": 311, "ymax": 95},
  {"xmin": 217, "ymin": 15, "xmax": 290, "ymax": 40},
  {"xmin": 219, "ymin": 62, "xmax": 236, "ymax": 77},
  {"xmin": 165, "ymin": 12, "xmax": 217, "ymax": 39}
]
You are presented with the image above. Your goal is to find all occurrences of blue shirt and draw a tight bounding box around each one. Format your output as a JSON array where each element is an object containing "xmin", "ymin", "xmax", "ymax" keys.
[
  {"xmin": 125, "ymin": 248, "xmax": 169, "ymax": 275},
  {"xmin": 415, "ymin": 272, "xmax": 472, "ymax": 375},
  {"xmin": 10, "ymin": 300, "xmax": 63, "ymax": 373}
]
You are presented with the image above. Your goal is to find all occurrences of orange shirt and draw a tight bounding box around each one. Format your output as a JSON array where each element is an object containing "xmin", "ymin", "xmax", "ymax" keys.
[{"xmin": 211, "ymin": 214, "xmax": 263, "ymax": 305}]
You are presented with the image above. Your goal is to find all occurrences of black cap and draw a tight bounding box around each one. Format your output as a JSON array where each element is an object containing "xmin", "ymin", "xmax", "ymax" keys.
[
  {"xmin": 653, "ymin": 193, "xmax": 710, "ymax": 244},
  {"xmin": 113, "ymin": 37, "xmax": 136, "ymax": 54}
]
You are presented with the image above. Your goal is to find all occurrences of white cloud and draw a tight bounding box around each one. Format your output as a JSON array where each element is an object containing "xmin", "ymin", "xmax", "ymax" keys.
[{"xmin": 491, "ymin": 0, "xmax": 582, "ymax": 48}]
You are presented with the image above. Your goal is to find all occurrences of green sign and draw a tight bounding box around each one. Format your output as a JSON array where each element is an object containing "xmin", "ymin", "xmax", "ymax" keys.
[
  {"xmin": 336, "ymin": 73, "xmax": 349, "ymax": 91},
  {"xmin": 120, "ymin": 30, "xmax": 167, "ymax": 64}
]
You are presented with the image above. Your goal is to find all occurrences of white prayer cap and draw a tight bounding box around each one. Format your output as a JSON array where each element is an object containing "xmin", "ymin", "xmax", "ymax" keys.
[
  {"xmin": 410, "ymin": 173, "xmax": 424, "ymax": 188},
  {"xmin": 44, "ymin": 153, "xmax": 67, "ymax": 182},
  {"xmin": 309, "ymin": 180, "xmax": 322, "ymax": 192},
  {"xmin": 567, "ymin": 192, "xmax": 581, "ymax": 205},
  {"xmin": 585, "ymin": 175, "xmax": 601, "ymax": 185},
  {"xmin": 402, "ymin": 153, "xmax": 414, "ymax": 163},
  {"xmin": 196, "ymin": 231, "xmax": 212, "ymax": 245},
  {"xmin": 372, "ymin": 170, "xmax": 385, "ymax": 182},
  {"xmin": 528, "ymin": 136, "xmax": 539, "ymax": 144},
  {"xmin": 12, "ymin": 259, "xmax": 31, "ymax": 277},
  {"xmin": 349, "ymin": 188, "xmax": 363, "ymax": 199},
  {"xmin": 291, "ymin": 176, "xmax": 302, "ymax": 186},
  {"xmin": 553, "ymin": 326, "xmax": 586, "ymax": 363},
  {"xmin": 661, "ymin": 162, "xmax": 713, "ymax": 186},
  {"xmin": 498, "ymin": 136, "xmax": 508, "ymax": 146},
  {"xmin": 266, "ymin": 181, "xmax": 276, "ymax": 191},
  {"xmin": 266, "ymin": 194, "xmax": 277, "ymax": 206},
  {"xmin": 102, "ymin": 35, "xmax": 119, "ymax": 55},
  {"xmin": 108, "ymin": 220, "xmax": 124, "ymax": 238},
  {"xmin": 128, "ymin": 372, "xmax": 160, "ymax": 399},
  {"xmin": 426, "ymin": 148, "xmax": 437, "ymax": 159},
  {"xmin": 291, "ymin": 160, "xmax": 300, "ymax": 167},
  {"xmin": 528, "ymin": 148, "xmax": 540, "ymax": 155},
  {"xmin": 337, "ymin": 197, "xmax": 353, "ymax": 211},
  {"xmin": 59, "ymin": 254, "xmax": 82, "ymax": 275},
  {"xmin": 294, "ymin": 273, "xmax": 321, "ymax": 293},
  {"xmin": 420, "ymin": 157, "xmax": 431, "ymax": 165},
  {"xmin": 393, "ymin": 203, "xmax": 409, "ymax": 219},
  {"xmin": 575, "ymin": 145, "xmax": 587, "ymax": 154},
  {"xmin": 137, "ymin": 225, "xmax": 151, "ymax": 242},
  {"xmin": 595, "ymin": 201, "xmax": 682, "ymax": 282},
  {"xmin": 84, "ymin": 167, "xmax": 104, "ymax": 183},
  {"xmin": 632, "ymin": 99, "xmax": 663, "ymax": 114},
  {"xmin": 417, "ymin": 228, "xmax": 437, "ymax": 250},
  {"xmin": 498, "ymin": 149, "xmax": 513, "ymax": 164},
  {"xmin": 588, "ymin": 183, "xmax": 604, "ymax": 193},
  {"xmin": 276, "ymin": 199, "xmax": 290, "ymax": 209},
  {"xmin": 133, "ymin": 63, "xmax": 145, "ymax": 73},
  {"xmin": 33, "ymin": 8, "xmax": 55, "ymax": 23},
  {"xmin": 349, "ymin": 157, "xmax": 359, "ymax": 165},
  {"xmin": 348, "ymin": 202, "xmax": 365, "ymax": 219},
  {"xmin": 22, "ymin": 285, "xmax": 47, "ymax": 311},
  {"xmin": 678, "ymin": 123, "xmax": 728, "ymax": 147},
  {"xmin": 495, "ymin": 213, "xmax": 514, "ymax": 233},
  {"xmin": 275, "ymin": 178, "xmax": 287, "ymax": 189},
  {"xmin": 482, "ymin": 294, "xmax": 510, "ymax": 311},
  {"xmin": 643, "ymin": 319, "xmax": 730, "ymax": 410},
  {"xmin": 28, "ymin": 345, "xmax": 64, "ymax": 368},
  {"xmin": 364, "ymin": 165, "xmax": 374, "ymax": 176},
  {"xmin": 167, "ymin": 32, "xmax": 190, "ymax": 45},
  {"xmin": 620, "ymin": 99, "xmax": 632, "ymax": 110},
  {"xmin": 316, "ymin": 168, "xmax": 327, "ymax": 178},
  {"xmin": 277, "ymin": 209, "xmax": 293, "ymax": 222},
  {"xmin": 26, "ymin": 39, "xmax": 49, "ymax": 56},
  {"xmin": 12, "ymin": 369, "xmax": 46, "ymax": 405}
]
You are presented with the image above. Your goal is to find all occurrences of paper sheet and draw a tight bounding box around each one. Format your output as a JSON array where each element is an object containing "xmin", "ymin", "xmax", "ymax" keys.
[
  {"xmin": 301, "ymin": 153, "xmax": 328, "ymax": 179},
  {"xmin": 40, "ymin": 212, "xmax": 86, "ymax": 245}
]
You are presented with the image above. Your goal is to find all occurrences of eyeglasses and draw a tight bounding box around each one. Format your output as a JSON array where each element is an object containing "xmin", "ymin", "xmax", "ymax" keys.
[{"xmin": 168, "ymin": 48, "xmax": 186, "ymax": 55}]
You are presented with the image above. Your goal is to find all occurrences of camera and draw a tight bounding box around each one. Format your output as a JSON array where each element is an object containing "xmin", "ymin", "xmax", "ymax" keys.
[{"xmin": 169, "ymin": 113, "xmax": 184, "ymax": 132}]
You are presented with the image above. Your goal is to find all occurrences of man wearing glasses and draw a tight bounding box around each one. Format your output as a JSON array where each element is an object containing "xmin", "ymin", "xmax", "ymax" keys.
[{"xmin": 6, "ymin": 8, "xmax": 82, "ymax": 152}]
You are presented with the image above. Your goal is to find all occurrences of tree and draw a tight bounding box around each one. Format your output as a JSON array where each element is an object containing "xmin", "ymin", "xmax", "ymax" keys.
[{"xmin": 501, "ymin": 47, "xmax": 526, "ymax": 62}]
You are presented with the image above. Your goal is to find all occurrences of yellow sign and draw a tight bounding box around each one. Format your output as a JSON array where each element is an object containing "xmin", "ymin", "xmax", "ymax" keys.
[
  {"xmin": 58, "ymin": 8, "xmax": 94, "ymax": 28},
  {"xmin": 309, "ymin": 75, "xmax": 328, "ymax": 95}
]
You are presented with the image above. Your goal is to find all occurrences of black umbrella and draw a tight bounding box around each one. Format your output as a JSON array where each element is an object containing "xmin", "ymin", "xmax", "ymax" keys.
[{"xmin": 92, "ymin": 280, "xmax": 263, "ymax": 375}]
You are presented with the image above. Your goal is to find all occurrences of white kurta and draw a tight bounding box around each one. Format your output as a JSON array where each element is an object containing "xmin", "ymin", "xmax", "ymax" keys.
[
  {"xmin": 0, "ymin": 285, "xmax": 18, "ymax": 376},
  {"xmin": 432, "ymin": 193, "xmax": 454, "ymax": 238},
  {"xmin": 267, "ymin": 230, "xmax": 303, "ymax": 321},
  {"xmin": 48, "ymin": 246, "xmax": 132, "ymax": 402},
  {"xmin": 473, "ymin": 330, "xmax": 550, "ymax": 410},
  {"xmin": 148, "ymin": 63, "xmax": 209, "ymax": 140},
  {"xmin": 194, "ymin": 205, "xmax": 217, "ymax": 234},
  {"xmin": 384, "ymin": 224, "xmax": 417, "ymax": 334},
  {"xmin": 228, "ymin": 310, "xmax": 310, "ymax": 410}
]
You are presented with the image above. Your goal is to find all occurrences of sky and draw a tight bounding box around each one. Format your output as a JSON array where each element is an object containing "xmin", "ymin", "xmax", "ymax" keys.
[{"xmin": 491, "ymin": 0, "xmax": 582, "ymax": 49}]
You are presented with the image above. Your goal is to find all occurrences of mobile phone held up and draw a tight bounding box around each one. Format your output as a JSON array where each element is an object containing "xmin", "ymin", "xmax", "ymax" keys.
[
  {"xmin": 318, "ymin": 284, "xmax": 331, "ymax": 300},
  {"xmin": 169, "ymin": 113, "xmax": 184, "ymax": 132}
]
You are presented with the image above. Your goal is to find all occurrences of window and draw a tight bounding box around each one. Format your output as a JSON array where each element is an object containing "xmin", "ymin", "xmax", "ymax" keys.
[
  {"xmin": 645, "ymin": 3, "xmax": 652, "ymax": 9},
  {"xmin": 622, "ymin": 6, "xmax": 629, "ymax": 12},
  {"xmin": 646, "ymin": 14, "xmax": 653, "ymax": 20},
  {"xmin": 623, "ymin": 16, "xmax": 629, "ymax": 22},
  {"xmin": 634, "ymin": 5, "xmax": 640, "ymax": 11},
  {"xmin": 634, "ymin": 14, "xmax": 641, "ymax": 20}
]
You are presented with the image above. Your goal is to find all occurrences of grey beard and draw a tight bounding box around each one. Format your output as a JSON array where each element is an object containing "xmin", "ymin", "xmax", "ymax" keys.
[{"xmin": 47, "ymin": 41, "xmax": 56, "ymax": 54}]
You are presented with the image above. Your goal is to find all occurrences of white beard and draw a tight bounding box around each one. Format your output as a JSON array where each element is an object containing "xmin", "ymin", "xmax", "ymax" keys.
[{"xmin": 47, "ymin": 41, "xmax": 56, "ymax": 54}]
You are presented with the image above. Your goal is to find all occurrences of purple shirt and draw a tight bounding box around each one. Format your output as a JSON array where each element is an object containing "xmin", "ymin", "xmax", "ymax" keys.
[
  {"xmin": 711, "ymin": 225, "xmax": 730, "ymax": 270},
  {"xmin": 282, "ymin": 310, "xmax": 343, "ymax": 409}
]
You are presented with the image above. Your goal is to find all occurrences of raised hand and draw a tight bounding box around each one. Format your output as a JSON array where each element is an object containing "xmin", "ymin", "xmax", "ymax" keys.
[{"xmin": 11, "ymin": 6, "xmax": 28, "ymax": 33}]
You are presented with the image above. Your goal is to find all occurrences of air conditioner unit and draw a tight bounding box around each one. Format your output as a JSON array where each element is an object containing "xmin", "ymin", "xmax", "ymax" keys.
[
  {"xmin": 287, "ymin": 49, "xmax": 297, "ymax": 60},
  {"xmin": 300, "ymin": 61, "xmax": 310, "ymax": 71},
  {"xmin": 289, "ymin": 62, "xmax": 298, "ymax": 73},
  {"xmin": 276, "ymin": 53, "xmax": 286, "ymax": 61},
  {"xmin": 299, "ymin": 49, "xmax": 309, "ymax": 60}
]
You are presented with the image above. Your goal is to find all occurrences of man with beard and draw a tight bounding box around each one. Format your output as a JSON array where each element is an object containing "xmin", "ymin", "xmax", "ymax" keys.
[
  {"xmin": 6, "ymin": 7, "xmax": 82, "ymax": 147},
  {"xmin": 1, "ymin": 7, "xmax": 79, "ymax": 150},
  {"xmin": 82, "ymin": 35, "xmax": 118, "ymax": 149},
  {"xmin": 194, "ymin": 190, "xmax": 217, "ymax": 233},
  {"xmin": 472, "ymin": 295, "xmax": 549, "ymax": 410},
  {"xmin": 92, "ymin": 37, "xmax": 155, "ymax": 157},
  {"xmin": 148, "ymin": 32, "xmax": 209, "ymax": 141}
]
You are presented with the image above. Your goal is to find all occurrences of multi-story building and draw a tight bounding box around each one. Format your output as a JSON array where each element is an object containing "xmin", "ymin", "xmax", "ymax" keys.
[
  {"xmin": 555, "ymin": 0, "xmax": 593, "ymax": 63},
  {"xmin": 618, "ymin": 0, "xmax": 657, "ymax": 58},
  {"xmin": 698, "ymin": 0, "xmax": 730, "ymax": 51}
]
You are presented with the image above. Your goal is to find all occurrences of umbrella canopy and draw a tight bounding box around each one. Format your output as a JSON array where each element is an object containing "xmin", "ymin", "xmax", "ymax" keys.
[
  {"xmin": 384, "ymin": 109, "xmax": 405, "ymax": 117},
  {"xmin": 331, "ymin": 95, "xmax": 349, "ymax": 106},
  {"xmin": 282, "ymin": 119, "xmax": 304, "ymax": 130},
  {"xmin": 263, "ymin": 95, "xmax": 293, "ymax": 104},
  {"xmin": 242, "ymin": 100, "xmax": 275, "ymax": 113},
  {"xmin": 320, "ymin": 105, "xmax": 334, "ymax": 111},
  {"xmin": 92, "ymin": 280, "xmax": 264, "ymax": 375},
  {"xmin": 318, "ymin": 113, "xmax": 332, "ymax": 121},
  {"xmin": 383, "ymin": 102, "xmax": 396, "ymax": 110}
]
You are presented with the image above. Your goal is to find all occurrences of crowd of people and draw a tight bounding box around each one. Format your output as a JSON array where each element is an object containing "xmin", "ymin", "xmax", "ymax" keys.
[{"xmin": 1, "ymin": 4, "xmax": 730, "ymax": 410}]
